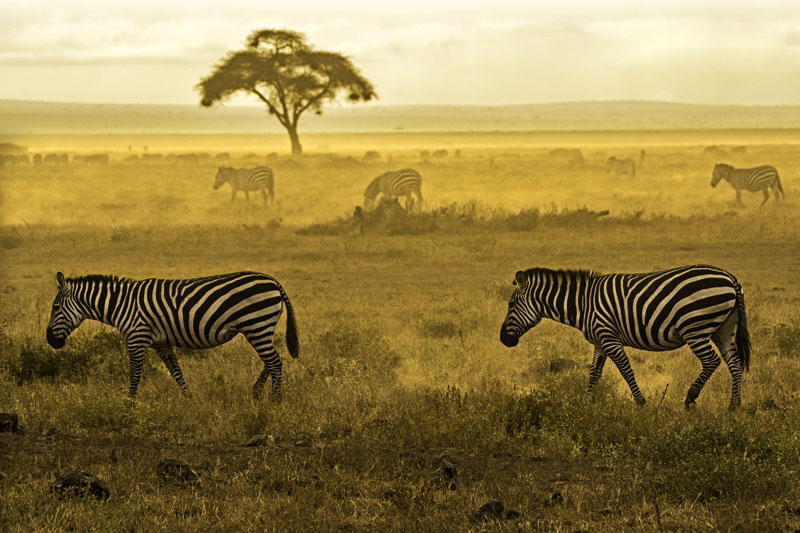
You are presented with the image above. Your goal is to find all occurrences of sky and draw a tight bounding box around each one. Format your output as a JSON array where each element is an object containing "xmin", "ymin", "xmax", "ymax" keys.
[{"xmin": 1, "ymin": 0, "xmax": 799, "ymax": 107}]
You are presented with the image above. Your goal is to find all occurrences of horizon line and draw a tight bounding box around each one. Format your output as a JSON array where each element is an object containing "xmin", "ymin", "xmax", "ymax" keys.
[{"xmin": 3, "ymin": 98, "xmax": 800, "ymax": 109}]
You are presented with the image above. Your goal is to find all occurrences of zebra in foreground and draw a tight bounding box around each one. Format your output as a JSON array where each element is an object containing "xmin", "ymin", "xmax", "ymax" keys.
[
  {"xmin": 213, "ymin": 166, "xmax": 275, "ymax": 205},
  {"xmin": 500, "ymin": 265, "xmax": 750, "ymax": 410},
  {"xmin": 605, "ymin": 155, "xmax": 637, "ymax": 177},
  {"xmin": 46, "ymin": 271, "xmax": 298, "ymax": 399},
  {"xmin": 364, "ymin": 169, "xmax": 423, "ymax": 211},
  {"xmin": 711, "ymin": 163, "xmax": 784, "ymax": 206}
]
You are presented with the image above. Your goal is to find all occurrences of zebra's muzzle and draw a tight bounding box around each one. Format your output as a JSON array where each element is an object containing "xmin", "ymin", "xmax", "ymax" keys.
[
  {"xmin": 46, "ymin": 328, "xmax": 65, "ymax": 349},
  {"xmin": 500, "ymin": 330, "xmax": 519, "ymax": 347}
]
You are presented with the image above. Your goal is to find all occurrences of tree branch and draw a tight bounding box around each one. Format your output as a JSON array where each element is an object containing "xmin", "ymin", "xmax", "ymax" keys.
[{"xmin": 251, "ymin": 87, "xmax": 289, "ymax": 128}]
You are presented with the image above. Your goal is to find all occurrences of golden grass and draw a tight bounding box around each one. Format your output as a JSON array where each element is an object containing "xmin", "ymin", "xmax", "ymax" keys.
[{"xmin": 0, "ymin": 130, "xmax": 799, "ymax": 531}]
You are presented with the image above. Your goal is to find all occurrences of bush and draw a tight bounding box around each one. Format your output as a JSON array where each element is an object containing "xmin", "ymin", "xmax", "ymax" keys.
[{"xmin": 14, "ymin": 341, "xmax": 94, "ymax": 382}]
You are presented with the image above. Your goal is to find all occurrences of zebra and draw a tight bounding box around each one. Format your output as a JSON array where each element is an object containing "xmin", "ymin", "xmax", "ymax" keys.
[
  {"xmin": 213, "ymin": 166, "xmax": 275, "ymax": 205},
  {"xmin": 711, "ymin": 163, "xmax": 785, "ymax": 206},
  {"xmin": 46, "ymin": 271, "xmax": 299, "ymax": 400},
  {"xmin": 605, "ymin": 156, "xmax": 636, "ymax": 177},
  {"xmin": 363, "ymin": 169, "xmax": 423, "ymax": 211},
  {"xmin": 500, "ymin": 265, "xmax": 750, "ymax": 410}
]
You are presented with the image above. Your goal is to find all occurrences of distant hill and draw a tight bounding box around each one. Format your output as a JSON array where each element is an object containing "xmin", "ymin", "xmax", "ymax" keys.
[{"xmin": 1, "ymin": 99, "xmax": 799, "ymax": 134}]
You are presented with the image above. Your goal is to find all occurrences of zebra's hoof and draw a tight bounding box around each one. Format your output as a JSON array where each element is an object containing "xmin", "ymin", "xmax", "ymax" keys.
[
  {"xmin": 728, "ymin": 402, "xmax": 741, "ymax": 412},
  {"xmin": 634, "ymin": 397, "xmax": 646, "ymax": 406},
  {"xmin": 684, "ymin": 401, "xmax": 696, "ymax": 410}
]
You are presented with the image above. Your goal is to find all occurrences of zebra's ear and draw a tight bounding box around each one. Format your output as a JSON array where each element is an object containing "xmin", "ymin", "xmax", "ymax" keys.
[
  {"xmin": 56, "ymin": 272, "xmax": 67, "ymax": 295},
  {"xmin": 514, "ymin": 271, "xmax": 527, "ymax": 290}
]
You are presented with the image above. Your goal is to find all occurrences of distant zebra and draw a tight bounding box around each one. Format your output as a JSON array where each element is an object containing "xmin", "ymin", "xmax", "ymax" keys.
[
  {"xmin": 364, "ymin": 169, "xmax": 423, "ymax": 211},
  {"xmin": 500, "ymin": 265, "xmax": 750, "ymax": 409},
  {"xmin": 711, "ymin": 163, "xmax": 785, "ymax": 206},
  {"xmin": 606, "ymin": 156, "xmax": 636, "ymax": 177},
  {"xmin": 213, "ymin": 166, "xmax": 275, "ymax": 205},
  {"xmin": 46, "ymin": 271, "xmax": 299, "ymax": 399}
]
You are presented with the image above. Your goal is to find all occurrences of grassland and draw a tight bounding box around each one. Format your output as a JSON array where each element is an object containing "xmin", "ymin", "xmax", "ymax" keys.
[{"xmin": 1, "ymin": 130, "xmax": 799, "ymax": 531}]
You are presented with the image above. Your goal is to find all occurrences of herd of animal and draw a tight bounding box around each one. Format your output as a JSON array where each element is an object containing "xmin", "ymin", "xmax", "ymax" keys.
[
  {"xmin": 40, "ymin": 147, "xmax": 787, "ymax": 411},
  {"xmin": 210, "ymin": 149, "xmax": 786, "ymax": 209}
]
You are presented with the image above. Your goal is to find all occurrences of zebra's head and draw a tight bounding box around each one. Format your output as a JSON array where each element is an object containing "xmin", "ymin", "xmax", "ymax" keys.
[
  {"xmin": 711, "ymin": 163, "xmax": 729, "ymax": 187},
  {"xmin": 500, "ymin": 270, "xmax": 542, "ymax": 347},
  {"xmin": 213, "ymin": 167, "xmax": 231, "ymax": 190},
  {"xmin": 46, "ymin": 272, "xmax": 85, "ymax": 349}
]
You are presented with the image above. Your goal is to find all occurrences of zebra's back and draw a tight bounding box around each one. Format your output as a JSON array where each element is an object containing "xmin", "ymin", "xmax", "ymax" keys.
[
  {"xmin": 606, "ymin": 157, "xmax": 636, "ymax": 176},
  {"xmin": 377, "ymin": 169, "xmax": 422, "ymax": 196},
  {"xmin": 591, "ymin": 265, "xmax": 738, "ymax": 350},
  {"xmin": 131, "ymin": 272, "xmax": 285, "ymax": 349},
  {"xmin": 726, "ymin": 165, "xmax": 779, "ymax": 191},
  {"xmin": 226, "ymin": 167, "xmax": 274, "ymax": 191}
]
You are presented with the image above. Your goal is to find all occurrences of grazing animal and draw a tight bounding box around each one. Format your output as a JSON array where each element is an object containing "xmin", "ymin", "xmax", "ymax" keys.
[
  {"xmin": 73, "ymin": 154, "xmax": 109, "ymax": 165},
  {"xmin": 500, "ymin": 265, "xmax": 750, "ymax": 410},
  {"xmin": 711, "ymin": 163, "xmax": 784, "ymax": 206},
  {"xmin": 364, "ymin": 169, "xmax": 423, "ymax": 211},
  {"xmin": 46, "ymin": 271, "xmax": 299, "ymax": 399},
  {"xmin": 43, "ymin": 153, "xmax": 68, "ymax": 165},
  {"xmin": 606, "ymin": 156, "xmax": 636, "ymax": 177},
  {"xmin": 213, "ymin": 166, "xmax": 275, "ymax": 205},
  {"xmin": 548, "ymin": 148, "xmax": 585, "ymax": 165}
]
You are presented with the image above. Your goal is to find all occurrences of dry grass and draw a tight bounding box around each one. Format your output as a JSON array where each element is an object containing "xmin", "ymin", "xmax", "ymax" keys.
[{"xmin": 1, "ymin": 130, "xmax": 799, "ymax": 531}]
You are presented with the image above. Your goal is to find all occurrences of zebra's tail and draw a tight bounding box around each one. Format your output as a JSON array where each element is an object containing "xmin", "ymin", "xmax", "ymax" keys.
[
  {"xmin": 277, "ymin": 283, "xmax": 299, "ymax": 358},
  {"xmin": 734, "ymin": 281, "xmax": 750, "ymax": 371},
  {"xmin": 775, "ymin": 173, "xmax": 785, "ymax": 200}
]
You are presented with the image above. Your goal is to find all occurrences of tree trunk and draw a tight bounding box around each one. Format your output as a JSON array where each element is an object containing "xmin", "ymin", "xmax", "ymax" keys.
[{"xmin": 286, "ymin": 125, "xmax": 303, "ymax": 156}]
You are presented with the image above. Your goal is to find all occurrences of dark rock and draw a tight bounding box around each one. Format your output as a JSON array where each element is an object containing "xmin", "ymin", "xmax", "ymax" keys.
[
  {"xmin": 157, "ymin": 459, "xmax": 201, "ymax": 487},
  {"xmin": 0, "ymin": 413, "xmax": 19, "ymax": 433},
  {"xmin": 433, "ymin": 458, "xmax": 457, "ymax": 480},
  {"xmin": 243, "ymin": 434, "xmax": 267, "ymax": 447},
  {"xmin": 472, "ymin": 500, "xmax": 504, "ymax": 522},
  {"xmin": 549, "ymin": 491, "xmax": 564, "ymax": 505},
  {"xmin": 504, "ymin": 509, "xmax": 521, "ymax": 520},
  {"xmin": 549, "ymin": 358, "xmax": 577, "ymax": 373},
  {"xmin": 50, "ymin": 471, "xmax": 110, "ymax": 501}
]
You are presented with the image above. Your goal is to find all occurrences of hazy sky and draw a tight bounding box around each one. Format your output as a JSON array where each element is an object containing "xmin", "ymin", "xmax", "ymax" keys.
[{"xmin": 2, "ymin": 0, "xmax": 799, "ymax": 106}]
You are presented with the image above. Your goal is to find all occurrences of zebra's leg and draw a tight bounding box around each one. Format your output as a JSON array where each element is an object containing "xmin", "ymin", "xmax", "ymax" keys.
[
  {"xmin": 601, "ymin": 340, "xmax": 646, "ymax": 405},
  {"xmin": 126, "ymin": 342, "xmax": 148, "ymax": 398},
  {"xmin": 243, "ymin": 329, "xmax": 283, "ymax": 401},
  {"xmin": 735, "ymin": 189, "xmax": 743, "ymax": 206},
  {"xmin": 260, "ymin": 189, "xmax": 268, "ymax": 206},
  {"xmin": 244, "ymin": 190, "xmax": 251, "ymax": 203},
  {"xmin": 230, "ymin": 187, "xmax": 237, "ymax": 203},
  {"xmin": 711, "ymin": 311, "xmax": 743, "ymax": 410},
  {"xmin": 760, "ymin": 188, "xmax": 770, "ymax": 207},
  {"xmin": 588, "ymin": 345, "xmax": 607, "ymax": 393},
  {"xmin": 154, "ymin": 344, "xmax": 187, "ymax": 393},
  {"xmin": 684, "ymin": 338, "xmax": 721, "ymax": 409}
]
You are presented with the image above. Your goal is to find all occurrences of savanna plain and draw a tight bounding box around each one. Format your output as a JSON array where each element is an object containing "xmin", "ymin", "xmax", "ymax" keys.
[{"xmin": 1, "ymin": 129, "xmax": 799, "ymax": 531}]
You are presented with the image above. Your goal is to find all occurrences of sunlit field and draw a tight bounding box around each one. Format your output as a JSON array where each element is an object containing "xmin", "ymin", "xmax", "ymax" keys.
[{"xmin": 1, "ymin": 130, "xmax": 799, "ymax": 531}]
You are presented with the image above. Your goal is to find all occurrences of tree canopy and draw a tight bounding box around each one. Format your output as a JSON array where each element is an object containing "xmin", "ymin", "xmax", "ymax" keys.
[{"xmin": 198, "ymin": 29, "xmax": 376, "ymax": 155}]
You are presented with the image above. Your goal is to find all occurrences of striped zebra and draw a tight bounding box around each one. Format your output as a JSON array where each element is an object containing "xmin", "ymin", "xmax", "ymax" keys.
[
  {"xmin": 605, "ymin": 156, "xmax": 636, "ymax": 177},
  {"xmin": 500, "ymin": 265, "xmax": 750, "ymax": 410},
  {"xmin": 46, "ymin": 271, "xmax": 299, "ymax": 400},
  {"xmin": 364, "ymin": 169, "xmax": 423, "ymax": 211},
  {"xmin": 711, "ymin": 163, "xmax": 785, "ymax": 206},
  {"xmin": 213, "ymin": 166, "xmax": 275, "ymax": 205}
]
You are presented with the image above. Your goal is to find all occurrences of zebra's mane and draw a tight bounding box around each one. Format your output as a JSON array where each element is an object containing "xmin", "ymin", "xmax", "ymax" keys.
[
  {"xmin": 66, "ymin": 274, "xmax": 129, "ymax": 285},
  {"xmin": 525, "ymin": 267, "xmax": 599, "ymax": 282}
]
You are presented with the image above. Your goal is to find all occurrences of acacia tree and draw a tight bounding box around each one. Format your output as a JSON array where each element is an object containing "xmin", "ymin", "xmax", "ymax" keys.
[{"xmin": 198, "ymin": 29, "xmax": 376, "ymax": 156}]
